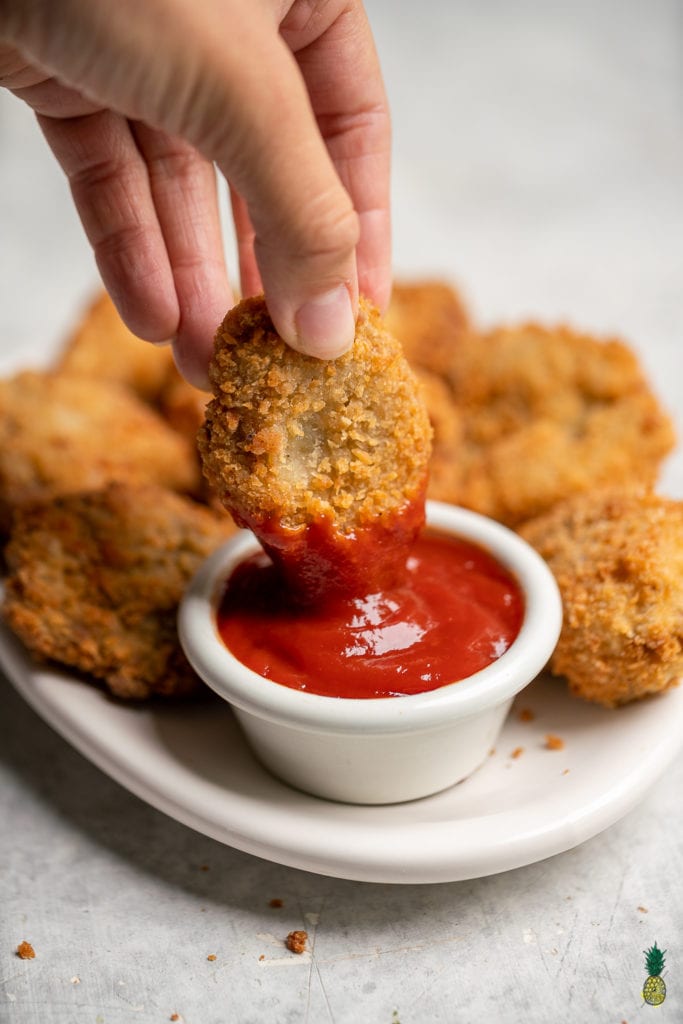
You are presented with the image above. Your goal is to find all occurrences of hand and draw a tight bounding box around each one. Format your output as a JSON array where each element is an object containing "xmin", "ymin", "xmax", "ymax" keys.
[{"xmin": 0, "ymin": 0, "xmax": 391, "ymax": 387}]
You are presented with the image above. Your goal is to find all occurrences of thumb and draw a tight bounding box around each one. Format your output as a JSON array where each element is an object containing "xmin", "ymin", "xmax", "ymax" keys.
[{"xmin": 211, "ymin": 34, "xmax": 360, "ymax": 358}]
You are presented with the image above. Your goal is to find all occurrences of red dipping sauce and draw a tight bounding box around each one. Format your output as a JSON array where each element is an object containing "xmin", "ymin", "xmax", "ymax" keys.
[{"xmin": 216, "ymin": 531, "xmax": 524, "ymax": 699}]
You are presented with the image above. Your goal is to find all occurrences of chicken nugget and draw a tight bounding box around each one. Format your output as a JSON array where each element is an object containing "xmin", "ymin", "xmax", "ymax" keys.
[
  {"xmin": 158, "ymin": 368, "xmax": 209, "ymax": 441},
  {"xmin": 384, "ymin": 280, "xmax": 470, "ymax": 376},
  {"xmin": 58, "ymin": 290, "xmax": 174, "ymax": 402},
  {"xmin": 3, "ymin": 483, "xmax": 236, "ymax": 699},
  {"xmin": 413, "ymin": 367, "xmax": 464, "ymax": 505},
  {"xmin": 0, "ymin": 371, "xmax": 201, "ymax": 530},
  {"xmin": 198, "ymin": 296, "xmax": 432, "ymax": 599},
  {"xmin": 520, "ymin": 489, "xmax": 683, "ymax": 707},
  {"xmin": 448, "ymin": 323, "xmax": 675, "ymax": 525}
]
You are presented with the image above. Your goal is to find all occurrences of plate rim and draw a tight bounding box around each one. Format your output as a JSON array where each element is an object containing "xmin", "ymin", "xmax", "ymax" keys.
[{"xmin": 2, "ymin": 623, "xmax": 683, "ymax": 884}]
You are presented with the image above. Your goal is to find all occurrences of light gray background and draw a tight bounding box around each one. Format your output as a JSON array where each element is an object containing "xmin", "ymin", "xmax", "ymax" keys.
[{"xmin": 1, "ymin": 2, "xmax": 682, "ymax": 1022}]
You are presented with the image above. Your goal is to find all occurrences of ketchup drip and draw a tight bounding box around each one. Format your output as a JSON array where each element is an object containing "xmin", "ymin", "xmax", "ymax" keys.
[
  {"xmin": 216, "ymin": 530, "xmax": 524, "ymax": 699},
  {"xmin": 236, "ymin": 485, "xmax": 427, "ymax": 604}
]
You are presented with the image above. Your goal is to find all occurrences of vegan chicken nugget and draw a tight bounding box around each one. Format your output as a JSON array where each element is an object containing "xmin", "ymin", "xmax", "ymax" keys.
[
  {"xmin": 447, "ymin": 323, "xmax": 675, "ymax": 526},
  {"xmin": 3, "ymin": 483, "xmax": 235, "ymax": 699},
  {"xmin": 413, "ymin": 367, "xmax": 464, "ymax": 505},
  {"xmin": 59, "ymin": 290, "xmax": 174, "ymax": 403},
  {"xmin": 384, "ymin": 280, "xmax": 470, "ymax": 376},
  {"xmin": 0, "ymin": 371, "xmax": 201, "ymax": 531},
  {"xmin": 198, "ymin": 297, "xmax": 432, "ymax": 599},
  {"xmin": 520, "ymin": 489, "xmax": 683, "ymax": 707}
]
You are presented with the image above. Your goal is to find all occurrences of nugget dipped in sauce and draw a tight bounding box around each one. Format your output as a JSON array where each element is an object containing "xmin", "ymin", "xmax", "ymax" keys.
[{"xmin": 198, "ymin": 297, "xmax": 433, "ymax": 601}]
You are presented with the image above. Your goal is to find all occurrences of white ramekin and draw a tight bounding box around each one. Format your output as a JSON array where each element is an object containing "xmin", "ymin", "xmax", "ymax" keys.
[{"xmin": 178, "ymin": 501, "xmax": 562, "ymax": 805}]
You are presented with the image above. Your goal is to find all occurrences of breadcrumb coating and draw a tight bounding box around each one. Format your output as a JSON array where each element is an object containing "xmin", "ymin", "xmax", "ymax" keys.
[
  {"xmin": 520, "ymin": 489, "xmax": 683, "ymax": 707},
  {"xmin": 0, "ymin": 371, "xmax": 201, "ymax": 531},
  {"xmin": 447, "ymin": 323, "xmax": 675, "ymax": 525},
  {"xmin": 412, "ymin": 366, "xmax": 463, "ymax": 505},
  {"xmin": 198, "ymin": 297, "xmax": 432, "ymax": 597},
  {"xmin": 2, "ymin": 483, "xmax": 235, "ymax": 699},
  {"xmin": 384, "ymin": 280, "xmax": 469, "ymax": 375},
  {"xmin": 200, "ymin": 296, "xmax": 431, "ymax": 530},
  {"xmin": 58, "ymin": 290, "xmax": 174, "ymax": 402}
]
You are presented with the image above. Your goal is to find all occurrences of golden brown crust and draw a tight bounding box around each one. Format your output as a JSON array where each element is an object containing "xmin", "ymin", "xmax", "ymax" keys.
[
  {"xmin": 0, "ymin": 370, "xmax": 201, "ymax": 531},
  {"xmin": 412, "ymin": 367, "xmax": 463, "ymax": 505},
  {"xmin": 520, "ymin": 489, "xmax": 683, "ymax": 707},
  {"xmin": 198, "ymin": 296, "xmax": 432, "ymax": 534},
  {"xmin": 158, "ymin": 368, "xmax": 209, "ymax": 441},
  {"xmin": 2, "ymin": 483, "xmax": 236, "ymax": 699},
  {"xmin": 447, "ymin": 323, "xmax": 675, "ymax": 525},
  {"xmin": 384, "ymin": 280, "xmax": 469, "ymax": 376},
  {"xmin": 58, "ymin": 290, "xmax": 174, "ymax": 402},
  {"xmin": 285, "ymin": 931, "xmax": 308, "ymax": 954}
]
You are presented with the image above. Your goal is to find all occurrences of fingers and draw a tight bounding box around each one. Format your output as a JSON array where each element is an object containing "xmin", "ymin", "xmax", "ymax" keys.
[
  {"xmin": 7, "ymin": 0, "xmax": 390, "ymax": 361},
  {"xmin": 203, "ymin": 23, "xmax": 360, "ymax": 358},
  {"xmin": 37, "ymin": 109, "xmax": 231, "ymax": 387},
  {"xmin": 230, "ymin": 186, "xmax": 262, "ymax": 298},
  {"xmin": 133, "ymin": 124, "xmax": 232, "ymax": 389},
  {"xmin": 37, "ymin": 109, "xmax": 179, "ymax": 342},
  {"xmin": 283, "ymin": 0, "xmax": 392, "ymax": 312}
]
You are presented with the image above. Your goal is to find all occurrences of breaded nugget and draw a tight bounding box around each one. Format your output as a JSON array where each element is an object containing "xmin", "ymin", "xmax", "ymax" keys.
[
  {"xmin": 158, "ymin": 367, "xmax": 209, "ymax": 442},
  {"xmin": 198, "ymin": 296, "xmax": 432, "ymax": 598},
  {"xmin": 447, "ymin": 323, "xmax": 675, "ymax": 525},
  {"xmin": 3, "ymin": 483, "xmax": 235, "ymax": 699},
  {"xmin": 413, "ymin": 367, "xmax": 464, "ymax": 505},
  {"xmin": 384, "ymin": 280, "xmax": 469, "ymax": 376},
  {"xmin": 59, "ymin": 291, "xmax": 174, "ymax": 402},
  {"xmin": 520, "ymin": 489, "xmax": 683, "ymax": 707},
  {"xmin": 0, "ymin": 371, "xmax": 201, "ymax": 530}
]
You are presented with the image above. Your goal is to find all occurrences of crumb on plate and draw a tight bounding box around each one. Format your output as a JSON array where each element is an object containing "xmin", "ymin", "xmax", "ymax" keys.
[{"xmin": 286, "ymin": 930, "xmax": 308, "ymax": 954}]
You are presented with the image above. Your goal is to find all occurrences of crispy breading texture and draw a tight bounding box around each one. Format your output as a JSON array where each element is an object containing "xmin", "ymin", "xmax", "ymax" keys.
[
  {"xmin": 2, "ymin": 483, "xmax": 236, "ymax": 699},
  {"xmin": 412, "ymin": 367, "xmax": 463, "ymax": 505},
  {"xmin": 520, "ymin": 489, "xmax": 683, "ymax": 707},
  {"xmin": 199, "ymin": 296, "xmax": 432, "ymax": 534},
  {"xmin": 445, "ymin": 323, "xmax": 675, "ymax": 525},
  {"xmin": 0, "ymin": 371, "xmax": 201, "ymax": 531},
  {"xmin": 58, "ymin": 290, "xmax": 175, "ymax": 402},
  {"xmin": 384, "ymin": 280, "xmax": 469, "ymax": 376}
]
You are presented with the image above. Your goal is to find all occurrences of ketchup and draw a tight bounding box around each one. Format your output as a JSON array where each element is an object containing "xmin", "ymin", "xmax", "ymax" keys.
[{"xmin": 216, "ymin": 530, "xmax": 524, "ymax": 699}]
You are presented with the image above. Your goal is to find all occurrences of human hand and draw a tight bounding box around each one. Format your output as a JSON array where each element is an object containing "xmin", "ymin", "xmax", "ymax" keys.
[{"xmin": 0, "ymin": 0, "xmax": 390, "ymax": 387}]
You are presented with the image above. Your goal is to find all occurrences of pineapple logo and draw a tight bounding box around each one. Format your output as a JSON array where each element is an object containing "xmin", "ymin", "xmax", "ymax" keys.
[{"xmin": 642, "ymin": 942, "xmax": 667, "ymax": 1006}]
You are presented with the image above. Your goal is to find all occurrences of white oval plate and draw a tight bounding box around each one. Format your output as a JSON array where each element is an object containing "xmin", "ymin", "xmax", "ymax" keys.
[{"xmin": 2, "ymin": 621, "xmax": 683, "ymax": 884}]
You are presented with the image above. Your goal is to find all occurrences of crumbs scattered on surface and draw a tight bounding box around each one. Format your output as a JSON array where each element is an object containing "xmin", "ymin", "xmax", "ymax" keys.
[
  {"xmin": 286, "ymin": 930, "xmax": 308, "ymax": 954},
  {"xmin": 207, "ymin": 954, "xmax": 217, "ymax": 962},
  {"xmin": 16, "ymin": 941, "xmax": 35, "ymax": 960},
  {"xmin": 518, "ymin": 708, "xmax": 535, "ymax": 722},
  {"xmin": 170, "ymin": 1015, "xmax": 181, "ymax": 1022},
  {"xmin": 258, "ymin": 954, "xmax": 265, "ymax": 961},
  {"xmin": 561, "ymin": 768, "xmax": 570, "ymax": 775},
  {"xmin": 199, "ymin": 864, "xmax": 209, "ymax": 872},
  {"xmin": 637, "ymin": 906, "xmax": 648, "ymax": 914},
  {"xmin": 70, "ymin": 976, "xmax": 80, "ymax": 985},
  {"xmin": 545, "ymin": 733, "xmax": 565, "ymax": 750},
  {"xmin": 510, "ymin": 746, "xmax": 524, "ymax": 759},
  {"xmin": 488, "ymin": 747, "xmax": 496, "ymax": 756},
  {"xmin": 269, "ymin": 898, "xmax": 284, "ymax": 908}
]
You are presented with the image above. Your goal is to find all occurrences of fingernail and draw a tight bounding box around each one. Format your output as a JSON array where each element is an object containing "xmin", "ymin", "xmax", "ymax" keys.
[{"xmin": 294, "ymin": 285, "xmax": 355, "ymax": 359}]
